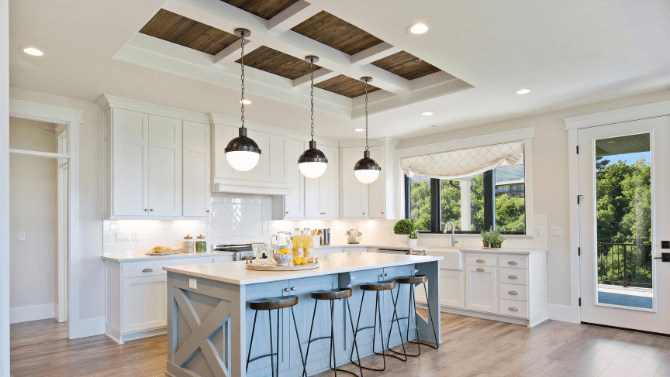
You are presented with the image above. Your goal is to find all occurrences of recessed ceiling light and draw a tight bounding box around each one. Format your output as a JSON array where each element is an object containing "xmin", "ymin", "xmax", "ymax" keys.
[
  {"xmin": 408, "ymin": 23, "xmax": 431, "ymax": 35},
  {"xmin": 239, "ymin": 99, "xmax": 251, "ymax": 105},
  {"xmin": 355, "ymin": 128, "xmax": 364, "ymax": 132},
  {"xmin": 421, "ymin": 111, "xmax": 434, "ymax": 116},
  {"xmin": 516, "ymin": 88, "xmax": 530, "ymax": 95},
  {"xmin": 22, "ymin": 47, "xmax": 44, "ymax": 56}
]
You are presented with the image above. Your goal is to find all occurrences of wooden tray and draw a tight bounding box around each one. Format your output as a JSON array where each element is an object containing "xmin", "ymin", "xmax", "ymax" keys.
[{"xmin": 246, "ymin": 262, "xmax": 320, "ymax": 271}]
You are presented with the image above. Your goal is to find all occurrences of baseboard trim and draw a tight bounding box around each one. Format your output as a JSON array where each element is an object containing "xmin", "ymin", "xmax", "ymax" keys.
[
  {"xmin": 547, "ymin": 304, "xmax": 572, "ymax": 322},
  {"xmin": 10, "ymin": 304, "xmax": 56, "ymax": 324},
  {"xmin": 78, "ymin": 316, "xmax": 105, "ymax": 338}
]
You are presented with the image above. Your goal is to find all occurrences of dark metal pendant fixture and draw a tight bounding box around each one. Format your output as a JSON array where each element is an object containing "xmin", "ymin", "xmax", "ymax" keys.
[
  {"xmin": 354, "ymin": 77, "xmax": 381, "ymax": 184},
  {"xmin": 225, "ymin": 28, "xmax": 261, "ymax": 172},
  {"xmin": 298, "ymin": 55, "xmax": 328, "ymax": 179}
]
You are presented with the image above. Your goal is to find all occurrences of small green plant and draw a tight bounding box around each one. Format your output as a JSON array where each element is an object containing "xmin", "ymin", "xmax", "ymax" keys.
[
  {"xmin": 394, "ymin": 219, "xmax": 415, "ymax": 235},
  {"xmin": 409, "ymin": 231, "xmax": 418, "ymax": 240},
  {"xmin": 481, "ymin": 230, "xmax": 505, "ymax": 247}
]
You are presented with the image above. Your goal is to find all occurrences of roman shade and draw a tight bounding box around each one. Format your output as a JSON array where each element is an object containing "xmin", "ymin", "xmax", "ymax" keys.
[{"xmin": 400, "ymin": 141, "xmax": 524, "ymax": 180}]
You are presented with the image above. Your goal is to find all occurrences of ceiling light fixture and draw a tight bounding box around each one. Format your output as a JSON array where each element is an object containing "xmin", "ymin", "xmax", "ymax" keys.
[
  {"xmin": 422, "ymin": 111, "xmax": 434, "ymax": 116},
  {"xmin": 408, "ymin": 23, "xmax": 430, "ymax": 35},
  {"xmin": 516, "ymin": 88, "xmax": 531, "ymax": 95},
  {"xmin": 22, "ymin": 47, "xmax": 44, "ymax": 56},
  {"xmin": 354, "ymin": 77, "xmax": 381, "ymax": 184},
  {"xmin": 298, "ymin": 55, "xmax": 328, "ymax": 179},
  {"xmin": 225, "ymin": 28, "xmax": 261, "ymax": 172},
  {"xmin": 355, "ymin": 128, "xmax": 364, "ymax": 132},
  {"xmin": 239, "ymin": 99, "xmax": 251, "ymax": 105}
]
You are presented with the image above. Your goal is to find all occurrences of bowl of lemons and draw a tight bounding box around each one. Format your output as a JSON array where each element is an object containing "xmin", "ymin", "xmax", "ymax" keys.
[{"xmin": 273, "ymin": 247, "xmax": 292, "ymax": 266}]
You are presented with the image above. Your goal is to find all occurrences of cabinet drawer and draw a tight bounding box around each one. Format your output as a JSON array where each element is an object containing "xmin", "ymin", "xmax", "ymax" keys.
[
  {"xmin": 500, "ymin": 283, "xmax": 529, "ymax": 302},
  {"xmin": 499, "ymin": 268, "xmax": 528, "ymax": 285},
  {"xmin": 123, "ymin": 261, "xmax": 170, "ymax": 278},
  {"xmin": 465, "ymin": 254, "xmax": 497, "ymax": 267},
  {"xmin": 499, "ymin": 255, "xmax": 528, "ymax": 269},
  {"xmin": 500, "ymin": 299, "xmax": 528, "ymax": 318}
]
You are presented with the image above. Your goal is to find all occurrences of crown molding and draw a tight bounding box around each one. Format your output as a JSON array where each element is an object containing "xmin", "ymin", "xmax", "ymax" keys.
[{"xmin": 564, "ymin": 100, "xmax": 670, "ymax": 130}]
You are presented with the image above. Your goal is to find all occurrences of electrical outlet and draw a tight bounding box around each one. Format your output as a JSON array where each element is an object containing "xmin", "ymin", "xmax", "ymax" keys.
[
  {"xmin": 18, "ymin": 232, "xmax": 25, "ymax": 241},
  {"xmin": 189, "ymin": 279, "xmax": 197, "ymax": 290},
  {"xmin": 534, "ymin": 226, "xmax": 542, "ymax": 237},
  {"xmin": 551, "ymin": 227, "xmax": 562, "ymax": 237}
]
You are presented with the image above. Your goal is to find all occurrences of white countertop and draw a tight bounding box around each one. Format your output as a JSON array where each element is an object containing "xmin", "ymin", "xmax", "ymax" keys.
[
  {"xmin": 163, "ymin": 252, "xmax": 442, "ymax": 285},
  {"xmin": 456, "ymin": 247, "xmax": 547, "ymax": 255},
  {"xmin": 314, "ymin": 244, "xmax": 407, "ymax": 249},
  {"xmin": 102, "ymin": 251, "xmax": 234, "ymax": 263}
]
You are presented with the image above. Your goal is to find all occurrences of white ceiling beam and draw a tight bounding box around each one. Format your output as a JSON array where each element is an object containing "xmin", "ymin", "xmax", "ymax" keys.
[
  {"xmin": 266, "ymin": 0, "xmax": 322, "ymax": 33},
  {"xmin": 349, "ymin": 43, "xmax": 401, "ymax": 67},
  {"xmin": 213, "ymin": 39, "xmax": 255, "ymax": 65},
  {"xmin": 292, "ymin": 68, "xmax": 338, "ymax": 87}
]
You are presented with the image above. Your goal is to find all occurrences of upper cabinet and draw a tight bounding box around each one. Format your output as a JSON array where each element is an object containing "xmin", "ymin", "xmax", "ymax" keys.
[
  {"xmin": 98, "ymin": 95, "xmax": 210, "ymax": 220},
  {"xmin": 273, "ymin": 139, "xmax": 304, "ymax": 219},
  {"xmin": 305, "ymin": 144, "xmax": 339, "ymax": 219},
  {"xmin": 342, "ymin": 147, "xmax": 369, "ymax": 219}
]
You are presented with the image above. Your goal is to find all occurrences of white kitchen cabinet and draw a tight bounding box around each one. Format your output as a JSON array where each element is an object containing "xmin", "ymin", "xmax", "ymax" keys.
[
  {"xmin": 273, "ymin": 139, "xmax": 304, "ymax": 219},
  {"xmin": 367, "ymin": 145, "xmax": 387, "ymax": 218},
  {"xmin": 416, "ymin": 269, "xmax": 465, "ymax": 309},
  {"xmin": 182, "ymin": 121, "xmax": 211, "ymax": 217},
  {"xmin": 341, "ymin": 147, "xmax": 368, "ymax": 219},
  {"xmin": 148, "ymin": 115, "xmax": 182, "ymax": 217},
  {"xmin": 305, "ymin": 144, "xmax": 339, "ymax": 219},
  {"xmin": 122, "ymin": 275, "xmax": 167, "ymax": 334},
  {"xmin": 465, "ymin": 265, "xmax": 498, "ymax": 314}
]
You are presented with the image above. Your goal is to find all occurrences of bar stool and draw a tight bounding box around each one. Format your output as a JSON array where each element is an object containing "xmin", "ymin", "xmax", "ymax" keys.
[
  {"xmin": 303, "ymin": 288, "xmax": 363, "ymax": 377},
  {"xmin": 247, "ymin": 295, "xmax": 306, "ymax": 377},
  {"xmin": 387, "ymin": 275, "xmax": 439, "ymax": 359},
  {"xmin": 349, "ymin": 280, "xmax": 405, "ymax": 371}
]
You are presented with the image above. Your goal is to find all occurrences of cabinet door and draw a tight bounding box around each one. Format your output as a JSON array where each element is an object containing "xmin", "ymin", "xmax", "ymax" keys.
[
  {"xmin": 367, "ymin": 145, "xmax": 386, "ymax": 218},
  {"xmin": 465, "ymin": 265, "xmax": 498, "ymax": 313},
  {"xmin": 148, "ymin": 115, "xmax": 182, "ymax": 216},
  {"xmin": 319, "ymin": 145, "xmax": 339, "ymax": 218},
  {"xmin": 182, "ymin": 121, "xmax": 210, "ymax": 217},
  {"xmin": 414, "ymin": 269, "xmax": 464, "ymax": 309},
  {"xmin": 304, "ymin": 174, "xmax": 321, "ymax": 218},
  {"xmin": 122, "ymin": 275, "xmax": 167, "ymax": 334},
  {"xmin": 112, "ymin": 109, "xmax": 149, "ymax": 216},
  {"xmin": 284, "ymin": 139, "xmax": 304, "ymax": 218},
  {"xmin": 342, "ymin": 147, "xmax": 368, "ymax": 219}
]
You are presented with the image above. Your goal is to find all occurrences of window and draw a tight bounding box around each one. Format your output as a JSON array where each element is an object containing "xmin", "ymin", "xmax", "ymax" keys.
[{"xmin": 404, "ymin": 142, "xmax": 527, "ymax": 234}]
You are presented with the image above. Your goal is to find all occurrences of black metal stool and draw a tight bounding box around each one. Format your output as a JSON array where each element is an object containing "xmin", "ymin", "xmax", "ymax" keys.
[
  {"xmin": 303, "ymin": 288, "xmax": 362, "ymax": 377},
  {"xmin": 349, "ymin": 280, "xmax": 405, "ymax": 371},
  {"xmin": 247, "ymin": 295, "xmax": 306, "ymax": 377},
  {"xmin": 387, "ymin": 275, "xmax": 439, "ymax": 360}
]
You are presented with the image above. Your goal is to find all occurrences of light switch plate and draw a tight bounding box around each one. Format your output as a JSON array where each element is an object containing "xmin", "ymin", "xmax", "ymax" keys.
[
  {"xmin": 189, "ymin": 278, "xmax": 197, "ymax": 290},
  {"xmin": 18, "ymin": 232, "xmax": 25, "ymax": 241},
  {"xmin": 551, "ymin": 227, "xmax": 562, "ymax": 237},
  {"xmin": 534, "ymin": 226, "xmax": 542, "ymax": 237}
]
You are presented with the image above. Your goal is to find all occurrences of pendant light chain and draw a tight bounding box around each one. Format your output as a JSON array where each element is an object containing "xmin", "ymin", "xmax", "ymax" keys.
[
  {"xmin": 240, "ymin": 35, "xmax": 245, "ymax": 129},
  {"xmin": 310, "ymin": 59, "xmax": 315, "ymax": 141},
  {"xmin": 364, "ymin": 80, "xmax": 369, "ymax": 152}
]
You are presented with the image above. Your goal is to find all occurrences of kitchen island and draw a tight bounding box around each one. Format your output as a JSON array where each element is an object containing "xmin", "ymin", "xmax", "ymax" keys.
[{"xmin": 163, "ymin": 252, "xmax": 442, "ymax": 377}]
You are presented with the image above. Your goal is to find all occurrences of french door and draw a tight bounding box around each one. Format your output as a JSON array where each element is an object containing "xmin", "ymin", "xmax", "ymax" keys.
[{"xmin": 578, "ymin": 115, "xmax": 670, "ymax": 333}]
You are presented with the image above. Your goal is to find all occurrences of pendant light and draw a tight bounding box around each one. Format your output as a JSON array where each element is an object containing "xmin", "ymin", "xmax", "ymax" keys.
[
  {"xmin": 298, "ymin": 55, "xmax": 328, "ymax": 179},
  {"xmin": 354, "ymin": 77, "xmax": 381, "ymax": 184},
  {"xmin": 225, "ymin": 28, "xmax": 261, "ymax": 172}
]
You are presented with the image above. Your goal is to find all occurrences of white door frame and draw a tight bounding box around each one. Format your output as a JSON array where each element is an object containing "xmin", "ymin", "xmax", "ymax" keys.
[
  {"xmin": 565, "ymin": 99, "xmax": 670, "ymax": 324},
  {"xmin": 57, "ymin": 131, "xmax": 68, "ymax": 323},
  {"xmin": 1, "ymin": 0, "xmax": 10, "ymax": 374},
  {"xmin": 9, "ymin": 99, "xmax": 84, "ymax": 339}
]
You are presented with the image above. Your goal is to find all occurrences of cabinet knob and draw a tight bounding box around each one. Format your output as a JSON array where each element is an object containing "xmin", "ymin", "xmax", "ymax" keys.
[
  {"xmin": 284, "ymin": 288, "xmax": 290, "ymax": 292},
  {"xmin": 508, "ymin": 261, "xmax": 518, "ymax": 265},
  {"xmin": 144, "ymin": 209, "xmax": 148, "ymax": 212},
  {"xmin": 207, "ymin": 210, "xmax": 210, "ymax": 213},
  {"xmin": 476, "ymin": 268, "xmax": 485, "ymax": 272},
  {"xmin": 509, "ymin": 291, "xmax": 518, "ymax": 295},
  {"xmin": 291, "ymin": 287, "xmax": 296, "ymax": 291},
  {"xmin": 149, "ymin": 209, "xmax": 154, "ymax": 212},
  {"xmin": 142, "ymin": 268, "xmax": 153, "ymax": 273},
  {"xmin": 363, "ymin": 212, "xmax": 365, "ymax": 215},
  {"xmin": 509, "ymin": 307, "xmax": 518, "ymax": 312},
  {"xmin": 286, "ymin": 211, "xmax": 289, "ymax": 214},
  {"xmin": 476, "ymin": 259, "xmax": 485, "ymax": 263},
  {"xmin": 381, "ymin": 212, "xmax": 384, "ymax": 214},
  {"xmin": 508, "ymin": 275, "xmax": 518, "ymax": 279}
]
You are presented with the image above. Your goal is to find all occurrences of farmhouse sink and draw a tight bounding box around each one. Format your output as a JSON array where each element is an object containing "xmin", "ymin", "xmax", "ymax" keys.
[{"xmin": 423, "ymin": 248, "xmax": 462, "ymax": 270}]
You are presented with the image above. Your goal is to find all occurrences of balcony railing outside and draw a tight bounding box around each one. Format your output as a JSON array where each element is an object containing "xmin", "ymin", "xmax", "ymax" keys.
[{"xmin": 597, "ymin": 242, "xmax": 652, "ymax": 288}]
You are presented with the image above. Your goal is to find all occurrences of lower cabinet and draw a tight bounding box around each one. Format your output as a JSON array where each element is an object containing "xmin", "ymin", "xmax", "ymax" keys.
[
  {"xmin": 122, "ymin": 275, "xmax": 167, "ymax": 334},
  {"xmin": 465, "ymin": 265, "xmax": 498, "ymax": 314}
]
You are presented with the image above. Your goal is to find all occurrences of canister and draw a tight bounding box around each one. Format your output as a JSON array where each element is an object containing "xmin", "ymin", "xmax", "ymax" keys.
[
  {"xmin": 183, "ymin": 235, "xmax": 195, "ymax": 253},
  {"xmin": 196, "ymin": 235, "xmax": 207, "ymax": 252}
]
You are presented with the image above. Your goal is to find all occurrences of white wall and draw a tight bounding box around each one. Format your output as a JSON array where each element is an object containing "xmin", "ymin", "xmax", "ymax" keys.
[
  {"xmin": 9, "ymin": 87, "xmax": 105, "ymax": 322},
  {"xmin": 9, "ymin": 118, "xmax": 58, "ymax": 320},
  {"xmin": 397, "ymin": 89, "xmax": 670, "ymax": 307},
  {"xmin": 1, "ymin": 0, "xmax": 10, "ymax": 373}
]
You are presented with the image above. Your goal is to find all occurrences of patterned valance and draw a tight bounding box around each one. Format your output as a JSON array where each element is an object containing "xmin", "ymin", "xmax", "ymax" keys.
[{"xmin": 400, "ymin": 141, "xmax": 524, "ymax": 180}]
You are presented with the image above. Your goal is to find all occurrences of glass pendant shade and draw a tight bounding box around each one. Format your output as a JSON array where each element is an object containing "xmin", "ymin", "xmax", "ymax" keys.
[
  {"xmin": 225, "ymin": 127, "xmax": 261, "ymax": 171},
  {"xmin": 354, "ymin": 150, "xmax": 381, "ymax": 184},
  {"xmin": 298, "ymin": 140, "xmax": 328, "ymax": 178}
]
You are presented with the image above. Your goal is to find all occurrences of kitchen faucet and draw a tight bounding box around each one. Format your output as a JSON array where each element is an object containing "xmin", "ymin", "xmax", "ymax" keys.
[{"xmin": 443, "ymin": 221, "xmax": 458, "ymax": 247}]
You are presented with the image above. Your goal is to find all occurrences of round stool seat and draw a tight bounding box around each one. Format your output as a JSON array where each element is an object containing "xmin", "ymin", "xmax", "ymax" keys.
[
  {"xmin": 395, "ymin": 275, "xmax": 428, "ymax": 285},
  {"xmin": 360, "ymin": 280, "xmax": 396, "ymax": 291},
  {"xmin": 249, "ymin": 295, "xmax": 298, "ymax": 311},
  {"xmin": 311, "ymin": 288, "xmax": 353, "ymax": 301}
]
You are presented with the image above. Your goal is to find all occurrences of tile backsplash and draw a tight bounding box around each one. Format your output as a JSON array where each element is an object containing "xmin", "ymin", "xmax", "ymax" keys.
[{"xmin": 102, "ymin": 192, "xmax": 548, "ymax": 255}]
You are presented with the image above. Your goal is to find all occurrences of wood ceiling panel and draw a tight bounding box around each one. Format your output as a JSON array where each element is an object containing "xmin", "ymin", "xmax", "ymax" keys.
[
  {"xmin": 291, "ymin": 11, "xmax": 384, "ymax": 56},
  {"xmin": 221, "ymin": 0, "xmax": 300, "ymax": 20},
  {"xmin": 140, "ymin": 9, "xmax": 239, "ymax": 55},
  {"xmin": 371, "ymin": 51, "xmax": 442, "ymax": 80},
  {"xmin": 315, "ymin": 75, "xmax": 380, "ymax": 98},
  {"xmin": 236, "ymin": 46, "xmax": 319, "ymax": 80}
]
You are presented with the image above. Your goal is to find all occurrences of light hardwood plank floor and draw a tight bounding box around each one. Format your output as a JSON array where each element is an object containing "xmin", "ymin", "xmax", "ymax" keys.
[{"xmin": 9, "ymin": 313, "xmax": 670, "ymax": 376}]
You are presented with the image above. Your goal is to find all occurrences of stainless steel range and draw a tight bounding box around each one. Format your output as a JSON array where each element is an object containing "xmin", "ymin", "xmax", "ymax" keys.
[{"xmin": 212, "ymin": 244, "xmax": 254, "ymax": 261}]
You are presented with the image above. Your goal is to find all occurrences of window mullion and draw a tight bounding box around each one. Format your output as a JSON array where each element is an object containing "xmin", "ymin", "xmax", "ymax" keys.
[
  {"xmin": 483, "ymin": 170, "xmax": 495, "ymax": 231},
  {"xmin": 430, "ymin": 178, "xmax": 441, "ymax": 233}
]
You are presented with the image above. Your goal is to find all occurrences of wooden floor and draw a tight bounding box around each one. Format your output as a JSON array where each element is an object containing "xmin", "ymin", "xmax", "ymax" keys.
[{"xmin": 10, "ymin": 313, "xmax": 670, "ymax": 376}]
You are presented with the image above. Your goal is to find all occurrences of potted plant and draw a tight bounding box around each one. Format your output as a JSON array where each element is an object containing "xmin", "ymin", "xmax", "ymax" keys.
[
  {"xmin": 482, "ymin": 230, "xmax": 505, "ymax": 249},
  {"xmin": 481, "ymin": 230, "xmax": 490, "ymax": 248},
  {"xmin": 394, "ymin": 219, "xmax": 415, "ymax": 245},
  {"xmin": 409, "ymin": 231, "xmax": 418, "ymax": 248}
]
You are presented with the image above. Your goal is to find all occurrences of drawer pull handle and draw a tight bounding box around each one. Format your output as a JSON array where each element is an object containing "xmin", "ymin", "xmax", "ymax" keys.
[
  {"xmin": 508, "ymin": 261, "xmax": 518, "ymax": 265},
  {"xmin": 509, "ymin": 291, "xmax": 518, "ymax": 295},
  {"xmin": 509, "ymin": 307, "xmax": 518, "ymax": 312},
  {"xmin": 476, "ymin": 268, "xmax": 485, "ymax": 272},
  {"xmin": 476, "ymin": 259, "xmax": 485, "ymax": 263},
  {"xmin": 508, "ymin": 275, "xmax": 518, "ymax": 279},
  {"xmin": 142, "ymin": 268, "xmax": 153, "ymax": 273}
]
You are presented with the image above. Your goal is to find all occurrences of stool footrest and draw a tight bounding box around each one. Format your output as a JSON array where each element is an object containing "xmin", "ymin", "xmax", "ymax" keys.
[{"xmin": 247, "ymin": 352, "xmax": 278, "ymax": 364}]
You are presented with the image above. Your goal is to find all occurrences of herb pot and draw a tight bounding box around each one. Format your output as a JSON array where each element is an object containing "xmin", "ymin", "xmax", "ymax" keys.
[
  {"xmin": 409, "ymin": 239, "xmax": 418, "ymax": 248},
  {"xmin": 397, "ymin": 234, "xmax": 410, "ymax": 245},
  {"xmin": 490, "ymin": 242, "xmax": 503, "ymax": 249},
  {"xmin": 483, "ymin": 241, "xmax": 489, "ymax": 248}
]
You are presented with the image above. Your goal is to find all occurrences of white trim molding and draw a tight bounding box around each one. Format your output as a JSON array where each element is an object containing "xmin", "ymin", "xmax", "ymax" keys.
[
  {"xmin": 547, "ymin": 304, "xmax": 572, "ymax": 323},
  {"xmin": 565, "ymin": 100, "xmax": 670, "ymax": 130},
  {"xmin": 10, "ymin": 304, "xmax": 56, "ymax": 324},
  {"xmin": 1, "ymin": 0, "xmax": 10, "ymax": 373}
]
